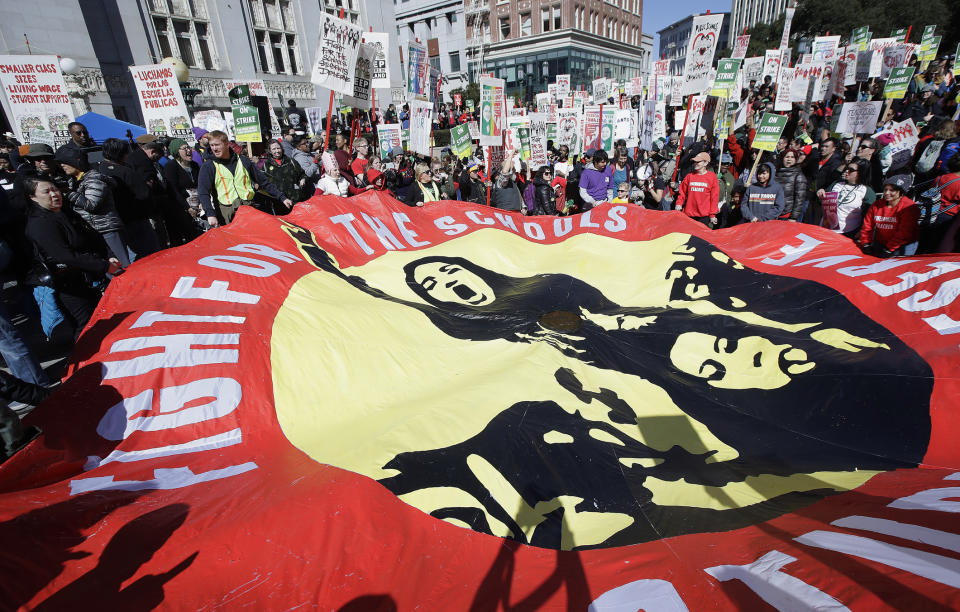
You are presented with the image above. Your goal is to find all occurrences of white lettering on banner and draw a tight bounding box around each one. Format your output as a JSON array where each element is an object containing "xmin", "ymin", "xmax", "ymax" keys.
[
  {"xmin": 898, "ymin": 277, "xmax": 960, "ymax": 312},
  {"xmin": 131, "ymin": 311, "xmax": 246, "ymax": 329},
  {"xmin": 330, "ymin": 212, "xmax": 375, "ymax": 255},
  {"xmin": 554, "ymin": 217, "xmax": 573, "ymax": 237},
  {"xmin": 362, "ymin": 212, "xmax": 407, "ymax": 250},
  {"xmin": 171, "ymin": 276, "xmax": 261, "ymax": 304},
  {"xmin": 393, "ymin": 211, "xmax": 431, "ymax": 247},
  {"xmin": 604, "ymin": 206, "xmax": 628, "ymax": 232},
  {"xmin": 889, "ymin": 485, "xmax": 960, "ymax": 512},
  {"xmin": 761, "ymin": 234, "xmax": 823, "ymax": 266},
  {"xmin": 580, "ymin": 210, "xmax": 600, "ymax": 229},
  {"xmin": 588, "ymin": 579, "xmax": 689, "ymax": 612},
  {"xmin": 863, "ymin": 262, "xmax": 960, "ymax": 297},
  {"xmin": 70, "ymin": 463, "xmax": 258, "ymax": 496},
  {"xmin": 102, "ymin": 334, "xmax": 240, "ymax": 380},
  {"xmin": 705, "ymin": 551, "xmax": 850, "ymax": 611},
  {"xmin": 465, "ymin": 210, "xmax": 495, "ymax": 226},
  {"xmin": 922, "ymin": 314, "xmax": 960, "ymax": 335},
  {"xmin": 97, "ymin": 377, "xmax": 242, "ymax": 440},
  {"xmin": 832, "ymin": 515, "xmax": 960, "ymax": 553},
  {"xmin": 794, "ymin": 531, "xmax": 960, "ymax": 589},
  {"xmin": 523, "ymin": 222, "xmax": 546, "ymax": 241},
  {"xmin": 434, "ymin": 216, "xmax": 469, "ymax": 236},
  {"xmin": 493, "ymin": 212, "xmax": 518, "ymax": 232},
  {"xmin": 86, "ymin": 429, "xmax": 243, "ymax": 470},
  {"xmin": 227, "ymin": 244, "xmax": 301, "ymax": 263},
  {"xmin": 198, "ymin": 255, "xmax": 281, "ymax": 277}
]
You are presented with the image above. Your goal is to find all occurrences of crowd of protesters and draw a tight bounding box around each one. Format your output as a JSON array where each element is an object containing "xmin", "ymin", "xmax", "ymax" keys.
[{"xmin": 3, "ymin": 48, "xmax": 960, "ymax": 458}]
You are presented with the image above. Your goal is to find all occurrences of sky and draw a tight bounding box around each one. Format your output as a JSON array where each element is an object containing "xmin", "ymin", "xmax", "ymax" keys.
[{"xmin": 644, "ymin": 0, "xmax": 733, "ymax": 56}]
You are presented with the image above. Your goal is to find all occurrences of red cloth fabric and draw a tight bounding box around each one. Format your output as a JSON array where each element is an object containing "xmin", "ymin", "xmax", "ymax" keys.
[
  {"xmin": 860, "ymin": 195, "xmax": 921, "ymax": 251},
  {"xmin": 936, "ymin": 173, "xmax": 960, "ymax": 216},
  {"xmin": 675, "ymin": 171, "xmax": 720, "ymax": 217},
  {"xmin": 351, "ymin": 157, "xmax": 369, "ymax": 178}
]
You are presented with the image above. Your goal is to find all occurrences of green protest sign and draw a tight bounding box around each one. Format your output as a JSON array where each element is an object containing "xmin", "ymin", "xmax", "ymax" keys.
[
  {"xmin": 923, "ymin": 36, "xmax": 941, "ymax": 63},
  {"xmin": 890, "ymin": 28, "xmax": 908, "ymax": 43},
  {"xmin": 401, "ymin": 128, "xmax": 410, "ymax": 151},
  {"xmin": 450, "ymin": 124, "xmax": 473, "ymax": 159},
  {"xmin": 517, "ymin": 127, "xmax": 531, "ymax": 160},
  {"xmin": 884, "ymin": 66, "xmax": 915, "ymax": 99},
  {"xmin": 467, "ymin": 99, "xmax": 474, "ymax": 112},
  {"xmin": 546, "ymin": 122, "xmax": 557, "ymax": 141},
  {"xmin": 753, "ymin": 113, "xmax": 788, "ymax": 151},
  {"xmin": 955, "ymin": 44, "xmax": 960, "ymax": 75},
  {"xmin": 921, "ymin": 25, "xmax": 936, "ymax": 44},
  {"xmin": 852, "ymin": 27, "xmax": 871, "ymax": 51},
  {"xmin": 229, "ymin": 85, "xmax": 261, "ymax": 143},
  {"xmin": 710, "ymin": 59, "xmax": 742, "ymax": 97}
]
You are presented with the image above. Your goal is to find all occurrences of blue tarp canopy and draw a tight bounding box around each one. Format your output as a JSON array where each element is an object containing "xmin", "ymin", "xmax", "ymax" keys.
[{"xmin": 75, "ymin": 111, "xmax": 146, "ymax": 143}]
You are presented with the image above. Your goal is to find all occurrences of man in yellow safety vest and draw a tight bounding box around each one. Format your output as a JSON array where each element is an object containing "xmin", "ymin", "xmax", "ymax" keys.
[{"xmin": 197, "ymin": 130, "xmax": 293, "ymax": 227}]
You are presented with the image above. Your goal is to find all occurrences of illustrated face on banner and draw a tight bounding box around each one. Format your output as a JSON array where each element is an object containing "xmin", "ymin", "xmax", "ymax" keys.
[
  {"xmin": 691, "ymin": 31, "xmax": 717, "ymax": 71},
  {"xmin": 276, "ymin": 227, "xmax": 933, "ymax": 552}
]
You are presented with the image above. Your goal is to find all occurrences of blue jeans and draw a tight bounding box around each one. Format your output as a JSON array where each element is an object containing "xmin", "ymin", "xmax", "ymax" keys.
[{"xmin": 0, "ymin": 299, "xmax": 49, "ymax": 386}]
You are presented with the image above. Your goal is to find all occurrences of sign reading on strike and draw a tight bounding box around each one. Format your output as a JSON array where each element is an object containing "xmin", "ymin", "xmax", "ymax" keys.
[
  {"xmin": 229, "ymin": 85, "xmax": 261, "ymax": 143},
  {"xmin": 753, "ymin": 112, "xmax": 788, "ymax": 151},
  {"xmin": 710, "ymin": 59, "xmax": 742, "ymax": 97},
  {"xmin": 884, "ymin": 66, "xmax": 915, "ymax": 99}
]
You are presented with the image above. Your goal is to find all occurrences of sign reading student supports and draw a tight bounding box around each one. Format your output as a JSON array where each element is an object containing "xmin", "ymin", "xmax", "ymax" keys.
[
  {"xmin": 311, "ymin": 13, "xmax": 363, "ymax": 95},
  {"xmin": 130, "ymin": 63, "xmax": 194, "ymax": 143}
]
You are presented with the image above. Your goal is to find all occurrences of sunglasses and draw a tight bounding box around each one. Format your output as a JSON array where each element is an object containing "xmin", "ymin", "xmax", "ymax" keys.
[
  {"xmin": 842, "ymin": 167, "xmax": 858, "ymax": 173},
  {"xmin": 858, "ymin": 144, "xmax": 873, "ymax": 150},
  {"xmin": 617, "ymin": 189, "xmax": 629, "ymax": 194}
]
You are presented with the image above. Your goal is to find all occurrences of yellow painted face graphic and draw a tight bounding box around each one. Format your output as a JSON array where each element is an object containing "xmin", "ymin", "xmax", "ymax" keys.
[
  {"xmin": 272, "ymin": 226, "xmax": 924, "ymax": 550},
  {"xmin": 669, "ymin": 332, "xmax": 815, "ymax": 390}
]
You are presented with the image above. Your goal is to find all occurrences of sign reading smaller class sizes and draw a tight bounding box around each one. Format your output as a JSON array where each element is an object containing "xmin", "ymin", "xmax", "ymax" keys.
[{"xmin": 130, "ymin": 63, "xmax": 194, "ymax": 143}]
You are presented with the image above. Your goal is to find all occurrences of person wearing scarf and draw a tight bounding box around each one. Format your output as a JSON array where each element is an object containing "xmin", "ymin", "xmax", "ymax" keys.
[{"xmin": 407, "ymin": 162, "xmax": 441, "ymax": 207}]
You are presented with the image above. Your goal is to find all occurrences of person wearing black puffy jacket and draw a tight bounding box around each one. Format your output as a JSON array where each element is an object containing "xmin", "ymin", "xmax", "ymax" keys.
[
  {"xmin": 55, "ymin": 145, "xmax": 130, "ymax": 266},
  {"xmin": 533, "ymin": 167, "xmax": 556, "ymax": 215},
  {"xmin": 776, "ymin": 149, "xmax": 809, "ymax": 221}
]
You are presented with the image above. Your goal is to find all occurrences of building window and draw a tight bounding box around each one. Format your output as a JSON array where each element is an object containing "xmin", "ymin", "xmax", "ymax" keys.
[
  {"xmin": 500, "ymin": 16, "xmax": 510, "ymax": 39},
  {"xmin": 541, "ymin": 8, "xmax": 550, "ymax": 32},
  {"xmin": 250, "ymin": 0, "xmax": 300, "ymax": 75},
  {"xmin": 150, "ymin": 0, "xmax": 217, "ymax": 70},
  {"xmin": 520, "ymin": 13, "xmax": 531, "ymax": 36},
  {"xmin": 449, "ymin": 51, "xmax": 461, "ymax": 72},
  {"xmin": 553, "ymin": 5, "xmax": 562, "ymax": 29},
  {"xmin": 430, "ymin": 56, "xmax": 440, "ymax": 71},
  {"xmin": 448, "ymin": 12, "xmax": 457, "ymax": 24}
]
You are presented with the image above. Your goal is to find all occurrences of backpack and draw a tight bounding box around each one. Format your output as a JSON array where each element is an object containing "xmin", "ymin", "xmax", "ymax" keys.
[{"xmin": 916, "ymin": 140, "xmax": 945, "ymax": 174}]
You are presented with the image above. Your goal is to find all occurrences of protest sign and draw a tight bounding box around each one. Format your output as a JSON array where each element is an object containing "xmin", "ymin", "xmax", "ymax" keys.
[
  {"xmin": 868, "ymin": 38, "xmax": 898, "ymax": 78},
  {"xmin": 582, "ymin": 105, "xmax": 601, "ymax": 151},
  {"xmin": 779, "ymin": 4, "xmax": 795, "ymax": 50},
  {"xmin": 304, "ymin": 107, "xmax": 323, "ymax": 136},
  {"xmin": 27, "ymin": 128, "xmax": 54, "ymax": 147},
  {"xmin": 229, "ymin": 85, "xmax": 261, "ymax": 143},
  {"xmin": 790, "ymin": 63, "xmax": 823, "ymax": 103},
  {"xmin": 391, "ymin": 87, "xmax": 405, "ymax": 104},
  {"xmin": 732, "ymin": 35, "xmax": 750, "ymax": 60},
  {"xmin": 408, "ymin": 99, "xmax": 433, "ymax": 156},
  {"xmin": 556, "ymin": 107, "xmax": 580, "ymax": 154},
  {"xmin": 536, "ymin": 92, "xmax": 552, "ymax": 111},
  {"xmin": 762, "ymin": 50, "xmax": 781, "ymax": 82},
  {"xmin": 922, "ymin": 36, "xmax": 941, "ymax": 64},
  {"xmin": 450, "ymin": 124, "xmax": 473, "ymax": 159},
  {"xmin": 670, "ymin": 77, "xmax": 684, "ymax": 108},
  {"xmin": 640, "ymin": 101, "xmax": 656, "ymax": 151},
  {"xmin": 682, "ymin": 95, "xmax": 706, "ymax": 147},
  {"xmin": 743, "ymin": 57, "xmax": 763, "ymax": 84},
  {"xmin": 613, "ymin": 109, "xmax": 632, "ymax": 141},
  {"xmin": 955, "ymin": 44, "xmax": 960, "ymax": 75},
  {"xmin": 453, "ymin": 93, "xmax": 462, "ymax": 108},
  {"xmin": 881, "ymin": 45, "xmax": 911, "ymax": 80},
  {"xmin": 835, "ymin": 101, "xmax": 882, "ymax": 134},
  {"xmin": 852, "ymin": 27, "xmax": 871, "ymax": 51},
  {"xmin": 821, "ymin": 191, "xmax": 840, "ymax": 230},
  {"xmin": 654, "ymin": 60, "xmax": 670, "ymax": 77},
  {"xmin": 774, "ymin": 65, "xmax": 794, "ymax": 111},
  {"xmin": 528, "ymin": 113, "xmax": 548, "ymax": 169},
  {"xmin": 546, "ymin": 122, "xmax": 557, "ymax": 141},
  {"xmin": 592, "ymin": 78, "xmax": 612, "ymax": 103},
  {"xmin": 653, "ymin": 102, "xmax": 666, "ymax": 141},
  {"xmin": 812, "ymin": 36, "xmax": 841, "ymax": 62},
  {"xmin": 921, "ymin": 25, "xmax": 936, "ymax": 44},
  {"xmin": 884, "ymin": 66, "xmax": 915, "ymax": 99},
  {"xmin": 361, "ymin": 32, "xmax": 391, "ymax": 90},
  {"xmin": 546, "ymin": 83, "xmax": 557, "ymax": 100},
  {"xmin": 193, "ymin": 109, "xmax": 227, "ymax": 134},
  {"xmin": 401, "ymin": 128, "xmax": 410, "ymax": 149},
  {"xmin": 223, "ymin": 79, "xmax": 280, "ymax": 138},
  {"xmin": 877, "ymin": 118, "xmax": 919, "ymax": 157},
  {"xmin": 0, "ymin": 55, "xmax": 74, "ymax": 148},
  {"xmin": 342, "ymin": 43, "xmax": 374, "ymax": 109},
  {"xmin": 555, "ymin": 74, "xmax": 570, "ymax": 99},
  {"xmin": 129, "ymin": 63, "xmax": 193, "ymax": 143},
  {"xmin": 467, "ymin": 120, "xmax": 479, "ymax": 140},
  {"xmin": 855, "ymin": 51, "xmax": 873, "ymax": 82},
  {"xmin": 682, "ymin": 13, "xmax": 725, "ymax": 96},
  {"xmin": 479, "ymin": 76, "xmax": 505, "ymax": 146},
  {"xmin": 710, "ymin": 59, "xmax": 741, "ymax": 97},
  {"xmin": 673, "ymin": 109, "xmax": 686, "ymax": 132},
  {"xmin": 753, "ymin": 113, "xmax": 789, "ymax": 152},
  {"xmin": 311, "ymin": 14, "xmax": 362, "ymax": 95},
  {"xmin": 600, "ymin": 107, "xmax": 616, "ymax": 153},
  {"xmin": 406, "ymin": 41, "xmax": 429, "ymax": 101},
  {"xmin": 840, "ymin": 46, "xmax": 858, "ymax": 87},
  {"xmin": 376, "ymin": 123, "xmax": 402, "ymax": 159}
]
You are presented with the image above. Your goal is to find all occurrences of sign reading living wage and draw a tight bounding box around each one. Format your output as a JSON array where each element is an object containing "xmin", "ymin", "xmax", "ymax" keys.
[
  {"xmin": 129, "ymin": 63, "xmax": 194, "ymax": 144},
  {"xmin": 228, "ymin": 85, "xmax": 261, "ymax": 143},
  {"xmin": 753, "ymin": 113, "xmax": 789, "ymax": 152},
  {"xmin": 311, "ymin": 13, "xmax": 362, "ymax": 96}
]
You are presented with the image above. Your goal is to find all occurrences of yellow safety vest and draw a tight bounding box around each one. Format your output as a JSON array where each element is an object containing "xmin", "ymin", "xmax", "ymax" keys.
[{"xmin": 213, "ymin": 159, "xmax": 255, "ymax": 204}]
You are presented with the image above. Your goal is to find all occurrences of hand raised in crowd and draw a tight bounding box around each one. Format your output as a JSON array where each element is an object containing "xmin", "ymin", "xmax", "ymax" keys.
[{"xmin": 107, "ymin": 258, "xmax": 125, "ymax": 275}]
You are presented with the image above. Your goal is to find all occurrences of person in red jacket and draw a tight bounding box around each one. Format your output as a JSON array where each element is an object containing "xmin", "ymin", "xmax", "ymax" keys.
[
  {"xmin": 860, "ymin": 174, "xmax": 920, "ymax": 258},
  {"xmin": 674, "ymin": 151, "xmax": 719, "ymax": 227}
]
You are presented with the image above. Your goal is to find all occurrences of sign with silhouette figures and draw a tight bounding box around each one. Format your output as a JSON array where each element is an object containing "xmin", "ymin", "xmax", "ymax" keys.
[{"xmin": 1, "ymin": 192, "xmax": 959, "ymax": 609}]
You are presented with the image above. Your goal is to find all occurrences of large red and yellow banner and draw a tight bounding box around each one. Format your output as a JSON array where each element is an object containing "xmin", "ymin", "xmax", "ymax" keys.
[{"xmin": 2, "ymin": 192, "xmax": 960, "ymax": 609}]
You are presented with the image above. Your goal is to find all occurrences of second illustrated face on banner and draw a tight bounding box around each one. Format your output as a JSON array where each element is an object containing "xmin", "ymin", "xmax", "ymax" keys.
[{"xmin": 272, "ymin": 228, "xmax": 933, "ymax": 552}]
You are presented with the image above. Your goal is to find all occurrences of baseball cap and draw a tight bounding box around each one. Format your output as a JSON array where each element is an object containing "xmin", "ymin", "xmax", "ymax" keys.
[{"xmin": 883, "ymin": 174, "xmax": 912, "ymax": 193}]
